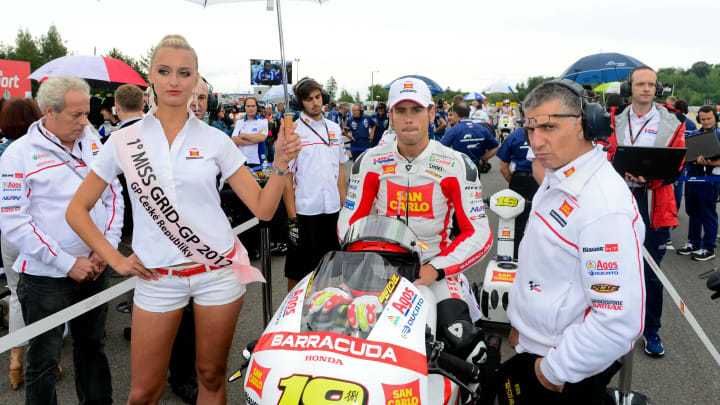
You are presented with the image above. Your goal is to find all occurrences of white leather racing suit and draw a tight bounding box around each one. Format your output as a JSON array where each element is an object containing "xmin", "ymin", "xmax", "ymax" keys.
[{"xmin": 337, "ymin": 140, "xmax": 493, "ymax": 322}]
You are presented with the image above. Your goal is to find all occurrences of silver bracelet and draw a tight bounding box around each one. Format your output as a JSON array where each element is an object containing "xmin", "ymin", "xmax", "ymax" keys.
[{"xmin": 272, "ymin": 164, "xmax": 289, "ymax": 176}]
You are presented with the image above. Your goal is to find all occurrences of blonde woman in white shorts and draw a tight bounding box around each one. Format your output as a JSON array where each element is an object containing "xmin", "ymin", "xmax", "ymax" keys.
[{"xmin": 66, "ymin": 34, "xmax": 300, "ymax": 404}]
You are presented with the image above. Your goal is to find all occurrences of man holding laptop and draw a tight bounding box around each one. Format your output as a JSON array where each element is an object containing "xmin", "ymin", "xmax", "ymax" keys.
[
  {"xmin": 678, "ymin": 105, "xmax": 720, "ymax": 261},
  {"xmin": 607, "ymin": 65, "xmax": 686, "ymax": 358}
]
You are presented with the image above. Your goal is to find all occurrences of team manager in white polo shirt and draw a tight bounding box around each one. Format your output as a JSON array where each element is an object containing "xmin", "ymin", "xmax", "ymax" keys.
[{"xmin": 283, "ymin": 77, "xmax": 348, "ymax": 291}]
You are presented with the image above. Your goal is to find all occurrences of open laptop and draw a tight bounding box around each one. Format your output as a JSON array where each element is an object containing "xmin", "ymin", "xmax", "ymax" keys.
[
  {"xmin": 612, "ymin": 145, "xmax": 687, "ymax": 180},
  {"xmin": 685, "ymin": 130, "xmax": 720, "ymax": 162}
]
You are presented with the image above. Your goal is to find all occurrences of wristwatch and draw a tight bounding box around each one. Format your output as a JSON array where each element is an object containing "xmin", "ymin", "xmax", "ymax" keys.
[
  {"xmin": 272, "ymin": 165, "xmax": 289, "ymax": 176},
  {"xmin": 435, "ymin": 267, "xmax": 446, "ymax": 281}
]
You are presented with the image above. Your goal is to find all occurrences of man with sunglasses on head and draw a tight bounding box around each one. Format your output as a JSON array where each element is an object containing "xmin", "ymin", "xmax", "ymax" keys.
[
  {"xmin": 606, "ymin": 66, "xmax": 686, "ymax": 358},
  {"xmin": 502, "ymin": 79, "xmax": 645, "ymax": 404}
]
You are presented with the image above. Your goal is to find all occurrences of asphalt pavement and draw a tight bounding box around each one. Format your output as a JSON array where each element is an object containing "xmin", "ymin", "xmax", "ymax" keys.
[{"xmin": 2, "ymin": 157, "xmax": 720, "ymax": 404}]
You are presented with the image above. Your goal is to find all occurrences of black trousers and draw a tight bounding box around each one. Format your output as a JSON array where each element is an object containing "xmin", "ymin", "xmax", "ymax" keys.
[
  {"xmin": 284, "ymin": 212, "xmax": 341, "ymax": 281},
  {"xmin": 495, "ymin": 352, "xmax": 621, "ymax": 405},
  {"xmin": 508, "ymin": 172, "xmax": 538, "ymax": 258}
]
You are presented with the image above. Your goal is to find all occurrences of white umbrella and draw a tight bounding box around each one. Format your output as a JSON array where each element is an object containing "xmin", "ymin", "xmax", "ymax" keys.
[
  {"xmin": 262, "ymin": 85, "xmax": 293, "ymax": 102},
  {"xmin": 484, "ymin": 82, "xmax": 517, "ymax": 94},
  {"xmin": 184, "ymin": 0, "xmax": 330, "ymax": 109},
  {"xmin": 28, "ymin": 55, "xmax": 147, "ymax": 88}
]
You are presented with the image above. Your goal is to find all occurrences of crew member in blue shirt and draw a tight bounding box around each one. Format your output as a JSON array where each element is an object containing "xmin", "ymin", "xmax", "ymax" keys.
[
  {"xmin": 497, "ymin": 126, "xmax": 538, "ymax": 256},
  {"xmin": 254, "ymin": 60, "xmax": 281, "ymax": 85},
  {"xmin": 327, "ymin": 102, "xmax": 340, "ymax": 126},
  {"xmin": 440, "ymin": 103, "xmax": 499, "ymax": 172},
  {"xmin": 433, "ymin": 98, "xmax": 448, "ymax": 139},
  {"xmin": 677, "ymin": 105, "xmax": 720, "ymax": 261},
  {"xmin": 371, "ymin": 102, "xmax": 389, "ymax": 147},
  {"xmin": 344, "ymin": 104, "xmax": 375, "ymax": 159}
]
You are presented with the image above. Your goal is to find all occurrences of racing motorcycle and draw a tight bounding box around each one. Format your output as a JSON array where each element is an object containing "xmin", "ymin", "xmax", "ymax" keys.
[
  {"xmin": 495, "ymin": 112, "xmax": 515, "ymax": 144},
  {"xmin": 231, "ymin": 216, "xmax": 494, "ymax": 404}
]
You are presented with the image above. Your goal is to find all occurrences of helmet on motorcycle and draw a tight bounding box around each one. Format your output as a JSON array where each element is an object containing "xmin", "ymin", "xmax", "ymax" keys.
[{"xmin": 342, "ymin": 216, "xmax": 422, "ymax": 281}]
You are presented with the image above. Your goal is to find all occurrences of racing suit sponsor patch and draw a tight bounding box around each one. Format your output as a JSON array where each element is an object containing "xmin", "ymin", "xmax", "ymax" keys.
[
  {"xmin": 586, "ymin": 259, "xmax": 620, "ymax": 276},
  {"xmin": 386, "ymin": 181, "xmax": 434, "ymax": 219},
  {"xmin": 591, "ymin": 283, "xmax": 620, "ymax": 293},
  {"xmin": 592, "ymin": 298, "xmax": 623, "ymax": 310},
  {"xmin": 559, "ymin": 200, "xmax": 574, "ymax": 217},
  {"xmin": 549, "ymin": 210, "xmax": 567, "ymax": 227}
]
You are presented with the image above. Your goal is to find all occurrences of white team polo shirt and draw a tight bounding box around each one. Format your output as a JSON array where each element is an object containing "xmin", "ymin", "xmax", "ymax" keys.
[
  {"xmin": 623, "ymin": 104, "xmax": 660, "ymax": 147},
  {"xmin": 232, "ymin": 115, "xmax": 268, "ymax": 165},
  {"xmin": 92, "ymin": 110, "xmax": 247, "ymax": 268},
  {"xmin": 290, "ymin": 112, "xmax": 348, "ymax": 215}
]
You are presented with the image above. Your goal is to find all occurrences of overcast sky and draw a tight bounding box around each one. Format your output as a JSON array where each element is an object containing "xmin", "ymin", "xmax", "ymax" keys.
[{"xmin": 3, "ymin": 0, "xmax": 719, "ymax": 98}]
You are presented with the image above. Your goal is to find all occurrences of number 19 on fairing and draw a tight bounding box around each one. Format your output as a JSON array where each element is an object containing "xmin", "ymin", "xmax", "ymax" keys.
[{"xmin": 277, "ymin": 375, "xmax": 368, "ymax": 405}]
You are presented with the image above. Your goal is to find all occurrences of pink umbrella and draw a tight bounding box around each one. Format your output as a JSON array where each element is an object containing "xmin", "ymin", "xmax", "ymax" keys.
[{"xmin": 28, "ymin": 55, "xmax": 147, "ymax": 88}]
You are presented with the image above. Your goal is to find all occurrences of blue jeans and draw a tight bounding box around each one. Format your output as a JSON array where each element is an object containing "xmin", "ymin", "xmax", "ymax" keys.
[
  {"xmin": 18, "ymin": 270, "xmax": 113, "ymax": 405},
  {"xmin": 632, "ymin": 187, "xmax": 669, "ymax": 335},
  {"xmin": 685, "ymin": 181, "xmax": 719, "ymax": 251}
]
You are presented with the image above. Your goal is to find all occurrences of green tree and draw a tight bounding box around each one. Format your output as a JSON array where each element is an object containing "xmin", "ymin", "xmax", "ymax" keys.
[
  {"xmin": 9, "ymin": 29, "xmax": 42, "ymax": 71},
  {"xmin": 439, "ymin": 87, "xmax": 465, "ymax": 104},
  {"xmin": 9, "ymin": 29, "xmax": 43, "ymax": 95},
  {"xmin": 38, "ymin": 24, "xmax": 67, "ymax": 65},
  {"xmin": 515, "ymin": 75, "xmax": 555, "ymax": 101},
  {"xmin": 689, "ymin": 61, "xmax": 711, "ymax": 79},
  {"xmin": 139, "ymin": 46, "xmax": 154, "ymax": 79},
  {"xmin": 354, "ymin": 91, "xmax": 361, "ymax": 104},
  {"xmin": 338, "ymin": 89, "xmax": 354, "ymax": 103},
  {"xmin": 325, "ymin": 76, "xmax": 338, "ymax": 101},
  {"xmin": 366, "ymin": 84, "xmax": 388, "ymax": 102}
]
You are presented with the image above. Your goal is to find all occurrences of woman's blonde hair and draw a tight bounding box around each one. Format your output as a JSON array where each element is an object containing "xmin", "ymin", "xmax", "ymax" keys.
[
  {"xmin": 150, "ymin": 34, "xmax": 199, "ymax": 71},
  {"xmin": 148, "ymin": 35, "xmax": 199, "ymax": 110}
]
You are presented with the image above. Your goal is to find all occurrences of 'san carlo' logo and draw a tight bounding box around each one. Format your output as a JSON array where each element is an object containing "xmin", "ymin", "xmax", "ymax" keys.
[{"xmin": 386, "ymin": 181, "xmax": 434, "ymax": 218}]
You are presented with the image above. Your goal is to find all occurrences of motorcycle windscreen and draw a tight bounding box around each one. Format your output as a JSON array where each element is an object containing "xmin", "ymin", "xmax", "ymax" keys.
[{"xmin": 245, "ymin": 251, "xmax": 431, "ymax": 404}]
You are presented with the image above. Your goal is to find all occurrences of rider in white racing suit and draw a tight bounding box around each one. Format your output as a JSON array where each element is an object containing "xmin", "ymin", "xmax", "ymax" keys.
[{"xmin": 337, "ymin": 77, "xmax": 494, "ymax": 363}]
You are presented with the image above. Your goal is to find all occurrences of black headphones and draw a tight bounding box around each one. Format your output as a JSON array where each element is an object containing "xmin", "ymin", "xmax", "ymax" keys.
[
  {"xmin": 289, "ymin": 77, "xmax": 330, "ymax": 112},
  {"xmin": 620, "ymin": 67, "xmax": 664, "ymax": 98},
  {"xmin": 523, "ymin": 79, "xmax": 613, "ymax": 143},
  {"xmin": 696, "ymin": 105, "xmax": 720, "ymax": 125}
]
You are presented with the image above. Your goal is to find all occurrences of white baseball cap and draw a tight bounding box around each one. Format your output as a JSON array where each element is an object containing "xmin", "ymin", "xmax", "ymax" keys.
[{"xmin": 387, "ymin": 77, "xmax": 432, "ymax": 110}]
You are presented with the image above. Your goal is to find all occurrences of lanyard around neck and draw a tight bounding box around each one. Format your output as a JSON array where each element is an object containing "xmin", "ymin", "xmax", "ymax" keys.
[{"xmin": 300, "ymin": 118, "xmax": 331, "ymax": 147}]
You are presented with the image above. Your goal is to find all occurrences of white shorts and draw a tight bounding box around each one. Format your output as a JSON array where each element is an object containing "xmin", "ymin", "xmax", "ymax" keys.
[{"xmin": 133, "ymin": 267, "xmax": 246, "ymax": 313}]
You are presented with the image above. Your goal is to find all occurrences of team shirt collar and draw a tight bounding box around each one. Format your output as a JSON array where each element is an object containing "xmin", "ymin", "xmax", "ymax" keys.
[{"xmin": 547, "ymin": 145, "xmax": 606, "ymax": 197}]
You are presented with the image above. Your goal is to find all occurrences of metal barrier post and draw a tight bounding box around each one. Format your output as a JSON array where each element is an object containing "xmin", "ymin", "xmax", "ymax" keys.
[
  {"xmin": 260, "ymin": 223, "xmax": 273, "ymax": 326},
  {"xmin": 618, "ymin": 352, "xmax": 633, "ymax": 404}
]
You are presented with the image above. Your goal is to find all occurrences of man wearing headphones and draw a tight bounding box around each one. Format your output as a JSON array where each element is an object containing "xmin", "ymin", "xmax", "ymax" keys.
[
  {"xmin": 677, "ymin": 106, "xmax": 720, "ymax": 261},
  {"xmin": 607, "ymin": 66, "xmax": 686, "ymax": 358},
  {"xmin": 502, "ymin": 79, "xmax": 645, "ymax": 404},
  {"xmin": 283, "ymin": 77, "xmax": 348, "ymax": 291}
]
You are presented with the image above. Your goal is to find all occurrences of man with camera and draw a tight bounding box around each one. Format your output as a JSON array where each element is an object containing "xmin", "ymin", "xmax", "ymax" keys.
[
  {"xmin": 283, "ymin": 77, "xmax": 348, "ymax": 291},
  {"xmin": 607, "ymin": 66, "xmax": 686, "ymax": 358},
  {"xmin": 502, "ymin": 79, "xmax": 645, "ymax": 404},
  {"xmin": 678, "ymin": 106, "xmax": 720, "ymax": 261}
]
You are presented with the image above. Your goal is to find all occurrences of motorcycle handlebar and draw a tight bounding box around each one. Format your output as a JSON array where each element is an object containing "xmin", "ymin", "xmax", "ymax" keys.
[{"xmin": 434, "ymin": 349, "xmax": 481, "ymax": 382}]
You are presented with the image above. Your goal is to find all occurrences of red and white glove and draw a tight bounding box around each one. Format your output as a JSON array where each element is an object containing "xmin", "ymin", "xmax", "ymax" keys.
[{"xmin": 308, "ymin": 287, "xmax": 353, "ymax": 315}]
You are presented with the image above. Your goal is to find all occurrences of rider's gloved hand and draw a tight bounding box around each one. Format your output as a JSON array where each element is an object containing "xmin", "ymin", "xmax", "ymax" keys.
[
  {"xmin": 308, "ymin": 287, "xmax": 353, "ymax": 314},
  {"xmin": 287, "ymin": 217, "xmax": 299, "ymax": 247},
  {"xmin": 347, "ymin": 295, "xmax": 382, "ymax": 332}
]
